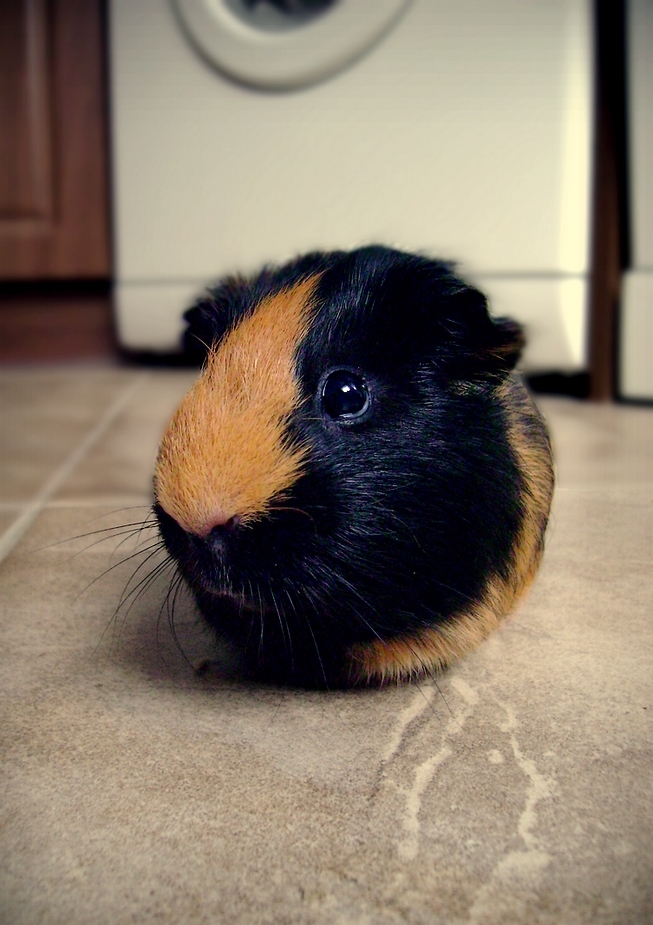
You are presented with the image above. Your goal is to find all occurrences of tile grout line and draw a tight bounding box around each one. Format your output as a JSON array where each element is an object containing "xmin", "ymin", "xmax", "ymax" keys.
[
  {"xmin": 0, "ymin": 498, "xmax": 153, "ymax": 512},
  {"xmin": 0, "ymin": 373, "xmax": 151, "ymax": 565}
]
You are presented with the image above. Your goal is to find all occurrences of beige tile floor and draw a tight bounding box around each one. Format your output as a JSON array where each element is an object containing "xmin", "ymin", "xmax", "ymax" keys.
[{"xmin": 1, "ymin": 364, "xmax": 652, "ymax": 925}]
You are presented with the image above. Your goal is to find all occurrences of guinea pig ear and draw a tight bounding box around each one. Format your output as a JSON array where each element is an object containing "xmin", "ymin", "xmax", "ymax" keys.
[
  {"xmin": 182, "ymin": 275, "xmax": 252, "ymax": 363},
  {"xmin": 438, "ymin": 286, "xmax": 525, "ymax": 381},
  {"xmin": 181, "ymin": 251, "xmax": 337, "ymax": 363}
]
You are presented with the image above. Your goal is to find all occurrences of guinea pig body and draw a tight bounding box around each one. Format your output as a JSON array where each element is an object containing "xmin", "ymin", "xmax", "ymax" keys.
[{"xmin": 154, "ymin": 246, "xmax": 553, "ymax": 688}]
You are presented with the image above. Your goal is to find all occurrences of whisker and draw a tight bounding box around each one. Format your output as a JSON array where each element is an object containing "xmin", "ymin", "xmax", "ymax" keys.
[
  {"xmin": 35, "ymin": 509, "xmax": 156, "ymax": 554},
  {"xmin": 166, "ymin": 573, "xmax": 195, "ymax": 669},
  {"xmin": 242, "ymin": 578, "xmax": 257, "ymax": 650},
  {"xmin": 269, "ymin": 585, "xmax": 292, "ymax": 669},
  {"xmin": 63, "ymin": 524, "xmax": 158, "ymax": 563},
  {"xmin": 281, "ymin": 587, "xmax": 298, "ymax": 672},
  {"xmin": 258, "ymin": 595, "xmax": 266, "ymax": 664},
  {"xmin": 96, "ymin": 555, "xmax": 175, "ymax": 652},
  {"xmin": 74, "ymin": 541, "xmax": 167, "ymax": 602},
  {"xmin": 299, "ymin": 604, "xmax": 328, "ymax": 689},
  {"xmin": 432, "ymin": 677, "xmax": 463, "ymax": 730},
  {"xmin": 116, "ymin": 553, "xmax": 173, "ymax": 622},
  {"xmin": 285, "ymin": 577, "xmax": 328, "ymax": 688},
  {"xmin": 154, "ymin": 571, "xmax": 185, "ymax": 665},
  {"xmin": 112, "ymin": 551, "xmax": 173, "ymax": 619}
]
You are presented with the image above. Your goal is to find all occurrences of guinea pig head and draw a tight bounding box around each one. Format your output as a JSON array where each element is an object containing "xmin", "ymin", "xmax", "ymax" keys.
[{"xmin": 153, "ymin": 247, "xmax": 553, "ymax": 688}]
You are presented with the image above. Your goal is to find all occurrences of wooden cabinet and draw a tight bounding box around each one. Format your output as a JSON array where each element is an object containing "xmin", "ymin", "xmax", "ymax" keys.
[
  {"xmin": 0, "ymin": 0, "xmax": 114, "ymax": 361},
  {"xmin": 0, "ymin": 0, "xmax": 111, "ymax": 280}
]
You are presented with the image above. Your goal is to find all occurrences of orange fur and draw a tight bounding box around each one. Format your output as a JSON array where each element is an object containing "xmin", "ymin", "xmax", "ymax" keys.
[
  {"xmin": 154, "ymin": 276, "xmax": 319, "ymax": 536},
  {"xmin": 347, "ymin": 376, "xmax": 554, "ymax": 684}
]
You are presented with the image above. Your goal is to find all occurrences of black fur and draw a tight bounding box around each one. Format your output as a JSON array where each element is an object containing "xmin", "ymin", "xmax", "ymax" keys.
[{"xmin": 157, "ymin": 246, "xmax": 533, "ymax": 688}]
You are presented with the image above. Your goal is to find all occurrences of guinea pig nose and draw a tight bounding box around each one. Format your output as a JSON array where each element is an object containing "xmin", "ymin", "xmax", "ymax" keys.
[{"xmin": 205, "ymin": 515, "xmax": 242, "ymax": 545}]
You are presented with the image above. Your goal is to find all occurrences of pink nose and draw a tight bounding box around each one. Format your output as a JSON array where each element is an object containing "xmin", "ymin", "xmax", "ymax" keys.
[{"xmin": 196, "ymin": 513, "xmax": 242, "ymax": 539}]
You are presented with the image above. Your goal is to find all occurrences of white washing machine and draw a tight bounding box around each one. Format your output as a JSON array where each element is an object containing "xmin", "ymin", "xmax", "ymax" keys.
[{"xmin": 109, "ymin": 0, "xmax": 593, "ymax": 371}]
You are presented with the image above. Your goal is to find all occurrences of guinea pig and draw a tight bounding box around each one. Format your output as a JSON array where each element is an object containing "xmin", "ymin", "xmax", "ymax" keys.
[{"xmin": 154, "ymin": 246, "xmax": 554, "ymax": 688}]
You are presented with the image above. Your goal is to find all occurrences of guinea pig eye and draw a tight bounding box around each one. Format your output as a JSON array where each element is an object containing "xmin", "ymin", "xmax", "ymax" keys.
[{"xmin": 320, "ymin": 369, "xmax": 370, "ymax": 421}]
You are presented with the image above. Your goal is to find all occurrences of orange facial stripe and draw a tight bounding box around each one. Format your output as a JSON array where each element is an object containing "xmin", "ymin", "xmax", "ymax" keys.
[{"xmin": 154, "ymin": 276, "xmax": 319, "ymax": 536}]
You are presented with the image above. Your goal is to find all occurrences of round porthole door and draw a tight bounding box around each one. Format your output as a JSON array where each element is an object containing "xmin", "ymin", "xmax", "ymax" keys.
[{"xmin": 172, "ymin": 0, "xmax": 413, "ymax": 90}]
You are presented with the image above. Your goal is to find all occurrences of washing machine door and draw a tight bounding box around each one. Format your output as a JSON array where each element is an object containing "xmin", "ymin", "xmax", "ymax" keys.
[{"xmin": 173, "ymin": 0, "xmax": 413, "ymax": 89}]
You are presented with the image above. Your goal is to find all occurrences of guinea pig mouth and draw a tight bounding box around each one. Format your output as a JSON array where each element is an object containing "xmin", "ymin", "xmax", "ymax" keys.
[{"xmin": 203, "ymin": 589, "xmax": 271, "ymax": 616}]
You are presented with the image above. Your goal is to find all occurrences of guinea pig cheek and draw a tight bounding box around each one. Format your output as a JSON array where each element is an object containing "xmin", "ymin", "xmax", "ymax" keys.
[{"xmin": 153, "ymin": 279, "xmax": 317, "ymax": 538}]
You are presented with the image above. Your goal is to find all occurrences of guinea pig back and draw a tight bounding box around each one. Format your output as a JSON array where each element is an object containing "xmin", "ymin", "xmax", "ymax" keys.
[{"xmin": 154, "ymin": 246, "xmax": 554, "ymax": 688}]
